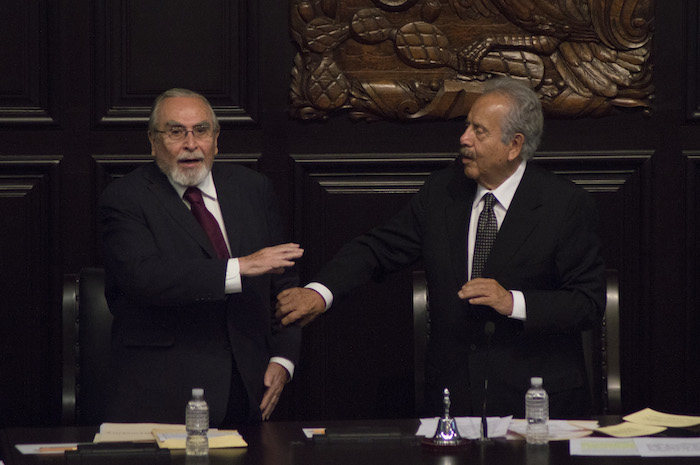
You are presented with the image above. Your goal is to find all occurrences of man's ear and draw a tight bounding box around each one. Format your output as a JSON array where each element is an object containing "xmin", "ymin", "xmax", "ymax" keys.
[
  {"xmin": 508, "ymin": 133, "xmax": 524, "ymax": 161},
  {"xmin": 148, "ymin": 132, "xmax": 156, "ymax": 156}
]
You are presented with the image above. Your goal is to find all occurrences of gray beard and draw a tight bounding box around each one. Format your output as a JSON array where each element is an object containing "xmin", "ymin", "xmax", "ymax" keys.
[
  {"xmin": 156, "ymin": 156, "xmax": 211, "ymax": 187},
  {"xmin": 169, "ymin": 165, "xmax": 209, "ymax": 186}
]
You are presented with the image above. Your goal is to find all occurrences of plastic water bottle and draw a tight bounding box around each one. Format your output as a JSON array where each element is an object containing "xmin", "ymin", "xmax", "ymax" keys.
[
  {"xmin": 186, "ymin": 388, "xmax": 209, "ymax": 456},
  {"xmin": 525, "ymin": 377, "xmax": 549, "ymax": 445}
]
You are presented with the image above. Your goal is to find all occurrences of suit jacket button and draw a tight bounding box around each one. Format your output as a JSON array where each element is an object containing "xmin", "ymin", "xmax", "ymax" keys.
[{"xmin": 470, "ymin": 344, "xmax": 477, "ymax": 351}]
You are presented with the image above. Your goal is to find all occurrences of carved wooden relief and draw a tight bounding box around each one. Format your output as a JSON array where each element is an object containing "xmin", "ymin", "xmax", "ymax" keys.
[{"xmin": 290, "ymin": 0, "xmax": 654, "ymax": 121}]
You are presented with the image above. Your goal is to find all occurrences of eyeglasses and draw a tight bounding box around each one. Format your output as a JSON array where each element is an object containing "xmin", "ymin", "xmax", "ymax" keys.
[{"xmin": 153, "ymin": 124, "xmax": 216, "ymax": 141}]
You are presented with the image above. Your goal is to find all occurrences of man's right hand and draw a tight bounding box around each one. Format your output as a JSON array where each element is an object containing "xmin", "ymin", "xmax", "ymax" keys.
[
  {"xmin": 239, "ymin": 243, "xmax": 303, "ymax": 277},
  {"xmin": 276, "ymin": 287, "xmax": 326, "ymax": 326}
]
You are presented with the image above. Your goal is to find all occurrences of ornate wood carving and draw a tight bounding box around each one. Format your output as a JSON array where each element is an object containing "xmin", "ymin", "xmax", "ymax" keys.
[{"xmin": 290, "ymin": 0, "xmax": 654, "ymax": 121}]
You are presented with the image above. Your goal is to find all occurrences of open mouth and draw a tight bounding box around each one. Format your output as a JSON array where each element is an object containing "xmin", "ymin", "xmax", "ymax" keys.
[
  {"xmin": 177, "ymin": 156, "xmax": 204, "ymax": 168},
  {"xmin": 459, "ymin": 148, "xmax": 474, "ymax": 163}
]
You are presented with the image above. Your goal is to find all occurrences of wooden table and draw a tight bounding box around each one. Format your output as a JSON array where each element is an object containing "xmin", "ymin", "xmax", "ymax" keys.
[{"xmin": 2, "ymin": 418, "xmax": 699, "ymax": 465}]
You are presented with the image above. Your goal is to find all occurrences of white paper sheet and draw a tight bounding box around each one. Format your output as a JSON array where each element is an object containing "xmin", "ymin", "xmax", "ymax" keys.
[
  {"xmin": 570, "ymin": 438, "xmax": 640, "ymax": 456},
  {"xmin": 635, "ymin": 438, "xmax": 700, "ymax": 457},
  {"xmin": 15, "ymin": 443, "xmax": 80, "ymax": 455},
  {"xmin": 571, "ymin": 437, "xmax": 700, "ymax": 457}
]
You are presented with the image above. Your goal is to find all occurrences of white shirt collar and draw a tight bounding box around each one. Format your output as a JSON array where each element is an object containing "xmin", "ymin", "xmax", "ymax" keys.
[
  {"xmin": 474, "ymin": 160, "xmax": 527, "ymax": 210},
  {"xmin": 169, "ymin": 171, "xmax": 217, "ymax": 202}
]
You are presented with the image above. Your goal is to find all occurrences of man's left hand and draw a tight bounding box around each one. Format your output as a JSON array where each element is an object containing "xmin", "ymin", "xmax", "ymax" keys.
[
  {"xmin": 260, "ymin": 362, "xmax": 290, "ymax": 421},
  {"xmin": 458, "ymin": 278, "xmax": 513, "ymax": 316}
]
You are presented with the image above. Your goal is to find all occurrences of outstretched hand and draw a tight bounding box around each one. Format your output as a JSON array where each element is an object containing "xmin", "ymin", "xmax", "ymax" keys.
[
  {"xmin": 239, "ymin": 243, "xmax": 303, "ymax": 277},
  {"xmin": 275, "ymin": 287, "xmax": 326, "ymax": 327}
]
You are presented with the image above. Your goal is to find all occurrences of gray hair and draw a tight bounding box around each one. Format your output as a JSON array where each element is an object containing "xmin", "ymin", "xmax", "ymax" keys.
[
  {"xmin": 148, "ymin": 88, "xmax": 220, "ymax": 133},
  {"xmin": 482, "ymin": 78, "xmax": 543, "ymax": 160}
]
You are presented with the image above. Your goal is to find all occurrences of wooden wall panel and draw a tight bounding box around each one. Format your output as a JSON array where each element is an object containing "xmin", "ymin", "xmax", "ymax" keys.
[
  {"xmin": 93, "ymin": 0, "xmax": 257, "ymax": 126},
  {"xmin": 0, "ymin": 156, "xmax": 61, "ymax": 425},
  {"xmin": 92, "ymin": 153, "xmax": 261, "ymax": 186},
  {"xmin": 289, "ymin": 153, "xmax": 452, "ymax": 419},
  {"xmin": 686, "ymin": 1, "xmax": 700, "ymax": 120},
  {"xmin": 0, "ymin": 1, "xmax": 52, "ymax": 125},
  {"xmin": 685, "ymin": 152, "xmax": 700, "ymax": 415}
]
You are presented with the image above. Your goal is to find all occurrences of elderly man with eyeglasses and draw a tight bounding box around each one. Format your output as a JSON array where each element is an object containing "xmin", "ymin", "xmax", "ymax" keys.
[{"xmin": 99, "ymin": 88, "xmax": 303, "ymax": 427}]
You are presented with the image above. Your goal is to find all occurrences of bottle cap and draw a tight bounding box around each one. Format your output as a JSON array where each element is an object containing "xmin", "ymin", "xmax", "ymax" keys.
[
  {"xmin": 192, "ymin": 388, "xmax": 204, "ymax": 398},
  {"xmin": 530, "ymin": 377, "xmax": 543, "ymax": 386}
]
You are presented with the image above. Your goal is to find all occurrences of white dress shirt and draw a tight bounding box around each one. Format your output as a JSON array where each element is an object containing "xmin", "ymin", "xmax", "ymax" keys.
[{"xmin": 467, "ymin": 160, "xmax": 527, "ymax": 320}]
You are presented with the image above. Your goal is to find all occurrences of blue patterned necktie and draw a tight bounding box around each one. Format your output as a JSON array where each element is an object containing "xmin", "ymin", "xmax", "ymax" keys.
[{"xmin": 471, "ymin": 193, "xmax": 497, "ymax": 279}]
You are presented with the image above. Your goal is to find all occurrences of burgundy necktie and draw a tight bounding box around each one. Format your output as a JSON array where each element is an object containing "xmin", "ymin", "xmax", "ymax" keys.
[{"xmin": 183, "ymin": 187, "xmax": 230, "ymax": 259}]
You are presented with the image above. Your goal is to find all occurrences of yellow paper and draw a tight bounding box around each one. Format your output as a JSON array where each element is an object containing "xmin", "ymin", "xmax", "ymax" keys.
[
  {"xmin": 623, "ymin": 408, "xmax": 700, "ymax": 428},
  {"xmin": 94, "ymin": 423, "xmax": 184, "ymax": 443},
  {"xmin": 596, "ymin": 421, "xmax": 666, "ymax": 438},
  {"xmin": 153, "ymin": 429, "xmax": 247, "ymax": 449}
]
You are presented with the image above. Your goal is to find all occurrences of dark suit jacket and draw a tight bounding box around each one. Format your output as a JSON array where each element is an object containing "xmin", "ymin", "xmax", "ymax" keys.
[
  {"xmin": 99, "ymin": 162, "xmax": 301, "ymax": 426},
  {"xmin": 314, "ymin": 161, "xmax": 606, "ymax": 418}
]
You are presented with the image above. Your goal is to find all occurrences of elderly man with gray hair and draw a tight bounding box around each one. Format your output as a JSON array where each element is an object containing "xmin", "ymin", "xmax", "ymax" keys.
[{"xmin": 277, "ymin": 77, "xmax": 606, "ymax": 419}]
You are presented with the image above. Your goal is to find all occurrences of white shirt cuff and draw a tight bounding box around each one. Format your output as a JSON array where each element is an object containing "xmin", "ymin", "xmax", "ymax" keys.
[
  {"xmin": 270, "ymin": 357, "xmax": 295, "ymax": 379},
  {"xmin": 509, "ymin": 290, "xmax": 526, "ymax": 320},
  {"xmin": 224, "ymin": 258, "xmax": 242, "ymax": 294},
  {"xmin": 304, "ymin": 282, "xmax": 333, "ymax": 311}
]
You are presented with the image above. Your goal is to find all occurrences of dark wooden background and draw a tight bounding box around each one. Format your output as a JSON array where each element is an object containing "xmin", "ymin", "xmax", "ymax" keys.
[{"xmin": 0, "ymin": 0, "xmax": 698, "ymax": 427}]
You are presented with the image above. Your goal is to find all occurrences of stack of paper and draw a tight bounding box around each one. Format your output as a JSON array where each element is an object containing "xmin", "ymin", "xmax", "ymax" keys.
[
  {"xmin": 153, "ymin": 429, "xmax": 246, "ymax": 449},
  {"xmin": 94, "ymin": 423, "xmax": 247, "ymax": 449},
  {"xmin": 571, "ymin": 409, "xmax": 700, "ymax": 457},
  {"xmin": 596, "ymin": 408, "xmax": 700, "ymax": 438},
  {"xmin": 416, "ymin": 417, "xmax": 597, "ymax": 441}
]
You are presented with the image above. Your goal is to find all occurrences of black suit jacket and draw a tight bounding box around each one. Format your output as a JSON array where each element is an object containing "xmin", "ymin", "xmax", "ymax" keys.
[
  {"xmin": 99, "ymin": 162, "xmax": 301, "ymax": 426},
  {"xmin": 314, "ymin": 161, "xmax": 606, "ymax": 418}
]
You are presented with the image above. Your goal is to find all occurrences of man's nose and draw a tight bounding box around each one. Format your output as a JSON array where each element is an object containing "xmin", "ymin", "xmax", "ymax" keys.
[
  {"xmin": 460, "ymin": 127, "xmax": 473, "ymax": 146},
  {"xmin": 182, "ymin": 130, "xmax": 198, "ymax": 148}
]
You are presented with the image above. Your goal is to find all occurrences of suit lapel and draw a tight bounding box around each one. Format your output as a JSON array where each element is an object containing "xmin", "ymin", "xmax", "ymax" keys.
[
  {"xmin": 484, "ymin": 164, "xmax": 543, "ymax": 277},
  {"xmin": 143, "ymin": 163, "xmax": 218, "ymax": 258},
  {"xmin": 447, "ymin": 168, "xmax": 476, "ymax": 285},
  {"xmin": 212, "ymin": 166, "xmax": 242, "ymax": 256}
]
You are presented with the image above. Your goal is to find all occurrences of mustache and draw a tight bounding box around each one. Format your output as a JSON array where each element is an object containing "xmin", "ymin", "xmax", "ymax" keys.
[
  {"xmin": 458, "ymin": 146, "xmax": 473, "ymax": 159},
  {"xmin": 176, "ymin": 151, "xmax": 205, "ymax": 162}
]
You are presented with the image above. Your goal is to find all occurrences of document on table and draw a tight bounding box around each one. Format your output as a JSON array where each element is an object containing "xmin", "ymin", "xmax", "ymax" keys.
[
  {"xmin": 570, "ymin": 438, "xmax": 639, "ymax": 456},
  {"xmin": 594, "ymin": 408, "xmax": 700, "ymax": 438},
  {"xmin": 571, "ymin": 437, "xmax": 700, "ymax": 457},
  {"xmin": 94, "ymin": 422, "xmax": 246, "ymax": 448},
  {"xmin": 623, "ymin": 408, "xmax": 700, "ymax": 428},
  {"xmin": 153, "ymin": 429, "xmax": 247, "ymax": 449},
  {"xmin": 417, "ymin": 417, "xmax": 595, "ymax": 441},
  {"xmin": 15, "ymin": 443, "xmax": 80, "ymax": 455},
  {"xmin": 596, "ymin": 422, "xmax": 666, "ymax": 438},
  {"xmin": 94, "ymin": 422, "xmax": 185, "ymax": 442},
  {"xmin": 507, "ymin": 419, "xmax": 597, "ymax": 440}
]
